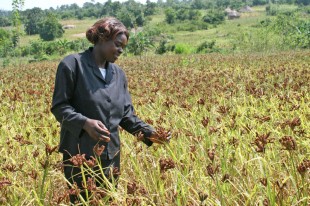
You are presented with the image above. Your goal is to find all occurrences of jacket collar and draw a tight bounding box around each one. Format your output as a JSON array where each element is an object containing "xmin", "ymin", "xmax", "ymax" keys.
[{"xmin": 85, "ymin": 46, "xmax": 114, "ymax": 84}]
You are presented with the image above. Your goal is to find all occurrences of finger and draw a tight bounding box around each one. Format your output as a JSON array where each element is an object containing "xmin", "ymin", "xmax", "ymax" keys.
[
  {"xmin": 99, "ymin": 134, "xmax": 111, "ymax": 142},
  {"xmin": 97, "ymin": 121, "xmax": 108, "ymax": 130},
  {"xmin": 93, "ymin": 130, "xmax": 110, "ymax": 142},
  {"xmin": 96, "ymin": 122, "xmax": 110, "ymax": 135},
  {"xmin": 149, "ymin": 137, "xmax": 164, "ymax": 144},
  {"xmin": 167, "ymin": 134, "xmax": 172, "ymax": 140}
]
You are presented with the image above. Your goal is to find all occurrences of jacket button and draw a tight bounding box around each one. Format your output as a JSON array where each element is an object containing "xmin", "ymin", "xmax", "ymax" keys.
[{"xmin": 107, "ymin": 98, "xmax": 111, "ymax": 102}]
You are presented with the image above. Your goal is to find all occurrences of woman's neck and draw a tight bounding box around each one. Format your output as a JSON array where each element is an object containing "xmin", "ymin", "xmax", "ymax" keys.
[{"xmin": 92, "ymin": 46, "xmax": 107, "ymax": 68}]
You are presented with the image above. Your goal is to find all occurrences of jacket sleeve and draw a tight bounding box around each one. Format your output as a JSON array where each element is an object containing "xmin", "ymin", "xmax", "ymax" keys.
[
  {"xmin": 119, "ymin": 73, "xmax": 155, "ymax": 147},
  {"xmin": 50, "ymin": 56, "xmax": 88, "ymax": 138}
]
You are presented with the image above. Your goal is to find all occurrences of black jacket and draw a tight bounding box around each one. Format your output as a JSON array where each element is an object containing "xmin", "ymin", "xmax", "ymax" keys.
[{"xmin": 51, "ymin": 47, "xmax": 154, "ymax": 159}]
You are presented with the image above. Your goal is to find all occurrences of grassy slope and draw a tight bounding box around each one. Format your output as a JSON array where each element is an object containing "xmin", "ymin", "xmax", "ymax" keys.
[
  {"xmin": 2, "ymin": 4, "xmax": 301, "ymax": 49},
  {"xmin": 6, "ymin": 5, "xmax": 274, "ymax": 47},
  {"xmin": 0, "ymin": 4, "xmax": 304, "ymax": 67},
  {"xmin": 147, "ymin": 4, "xmax": 301, "ymax": 49}
]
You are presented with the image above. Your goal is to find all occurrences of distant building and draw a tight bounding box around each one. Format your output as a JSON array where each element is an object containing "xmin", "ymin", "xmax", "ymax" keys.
[
  {"xmin": 63, "ymin": 25, "xmax": 76, "ymax": 29},
  {"xmin": 130, "ymin": 26, "xmax": 143, "ymax": 34},
  {"xmin": 239, "ymin": 6, "xmax": 253, "ymax": 13},
  {"xmin": 227, "ymin": 10, "xmax": 241, "ymax": 19},
  {"xmin": 225, "ymin": 7, "xmax": 232, "ymax": 13}
]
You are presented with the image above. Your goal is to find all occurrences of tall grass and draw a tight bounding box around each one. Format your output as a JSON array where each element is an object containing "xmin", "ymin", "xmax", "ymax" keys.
[{"xmin": 0, "ymin": 51, "xmax": 309, "ymax": 205}]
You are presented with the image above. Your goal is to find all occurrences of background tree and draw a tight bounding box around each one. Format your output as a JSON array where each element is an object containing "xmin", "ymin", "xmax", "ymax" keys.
[
  {"xmin": 165, "ymin": 8, "xmax": 176, "ymax": 24},
  {"xmin": 38, "ymin": 13, "xmax": 64, "ymax": 41},
  {"xmin": 203, "ymin": 10, "xmax": 225, "ymax": 25},
  {"xmin": 188, "ymin": 9, "xmax": 201, "ymax": 20},
  {"xmin": 0, "ymin": 16, "xmax": 11, "ymax": 27},
  {"xmin": 124, "ymin": 0, "xmax": 146, "ymax": 26},
  {"xmin": 176, "ymin": 8, "xmax": 189, "ymax": 21},
  {"xmin": 23, "ymin": 7, "xmax": 44, "ymax": 35},
  {"xmin": 135, "ymin": 12, "xmax": 145, "ymax": 27},
  {"xmin": 166, "ymin": 0, "xmax": 178, "ymax": 7},
  {"xmin": 191, "ymin": 0, "xmax": 205, "ymax": 9},
  {"xmin": 11, "ymin": 0, "xmax": 24, "ymax": 47},
  {"xmin": 144, "ymin": 0, "xmax": 157, "ymax": 16},
  {"xmin": 296, "ymin": 0, "xmax": 310, "ymax": 5},
  {"xmin": 216, "ymin": 0, "xmax": 230, "ymax": 8},
  {"xmin": 252, "ymin": 0, "xmax": 268, "ymax": 5},
  {"xmin": 117, "ymin": 8, "xmax": 134, "ymax": 28}
]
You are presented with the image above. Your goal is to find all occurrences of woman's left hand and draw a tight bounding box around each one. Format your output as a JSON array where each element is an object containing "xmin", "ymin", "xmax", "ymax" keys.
[{"xmin": 148, "ymin": 131, "xmax": 172, "ymax": 144}]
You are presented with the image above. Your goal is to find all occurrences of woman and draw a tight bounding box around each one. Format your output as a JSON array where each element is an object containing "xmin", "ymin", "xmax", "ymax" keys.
[{"xmin": 51, "ymin": 17, "xmax": 167, "ymax": 204}]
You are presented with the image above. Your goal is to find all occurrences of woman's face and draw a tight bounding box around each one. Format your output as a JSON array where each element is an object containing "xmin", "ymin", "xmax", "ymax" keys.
[{"xmin": 95, "ymin": 33, "xmax": 128, "ymax": 63}]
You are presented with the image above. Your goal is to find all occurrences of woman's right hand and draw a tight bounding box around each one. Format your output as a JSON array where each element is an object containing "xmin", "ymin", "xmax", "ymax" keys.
[{"xmin": 82, "ymin": 118, "xmax": 111, "ymax": 142}]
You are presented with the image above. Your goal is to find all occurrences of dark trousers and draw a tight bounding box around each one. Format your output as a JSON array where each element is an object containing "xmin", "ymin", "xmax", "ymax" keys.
[{"xmin": 62, "ymin": 152, "xmax": 120, "ymax": 205}]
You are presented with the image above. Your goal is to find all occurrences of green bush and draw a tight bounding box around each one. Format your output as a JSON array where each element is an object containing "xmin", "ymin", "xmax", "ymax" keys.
[
  {"xmin": 0, "ymin": 42, "xmax": 13, "ymax": 58},
  {"xmin": 135, "ymin": 13, "xmax": 145, "ymax": 27},
  {"xmin": 174, "ymin": 43, "xmax": 194, "ymax": 54},
  {"xmin": 0, "ymin": 28, "xmax": 10, "ymax": 41},
  {"xmin": 203, "ymin": 10, "xmax": 225, "ymax": 25},
  {"xmin": 155, "ymin": 36, "xmax": 174, "ymax": 55},
  {"xmin": 29, "ymin": 40, "xmax": 46, "ymax": 55},
  {"xmin": 11, "ymin": 31, "xmax": 20, "ymax": 48},
  {"xmin": 272, "ymin": 13, "xmax": 310, "ymax": 49},
  {"xmin": 143, "ymin": 25, "xmax": 161, "ymax": 36},
  {"xmin": 45, "ymin": 41, "xmax": 59, "ymax": 55},
  {"xmin": 1, "ymin": 37, "xmax": 93, "ymax": 59},
  {"xmin": 256, "ymin": 18, "xmax": 272, "ymax": 27},
  {"xmin": 20, "ymin": 45, "xmax": 32, "ymax": 56},
  {"xmin": 298, "ymin": 5, "xmax": 310, "ymax": 14},
  {"xmin": 266, "ymin": 4, "xmax": 279, "ymax": 16},
  {"xmin": 9, "ymin": 47, "xmax": 22, "ymax": 57},
  {"xmin": 2, "ymin": 58, "xmax": 11, "ymax": 68},
  {"xmin": 233, "ymin": 12, "xmax": 310, "ymax": 52},
  {"xmin": 176, "ymin": 9, "xmax": 201, "ymax": 20},
  {"xmin": 125, "ymin": 32, "xmax": 154, "ymax": 55},
  {"xmin": 177, "ymin": 23, "xmax": 197, "ymax": 32},
  {"xmin": 175, "ymin": 20, "xmax": 208, "ymax": 32},
  {"xmin": 156, "ymin": 39, "xmax": 168, "ymax": 54},
  {"xmin": 196, "ymin": 40, "xmax": 221, "ymax": 53},
  {"xmin": 0, "ymin": 29, "xmax": 13, "ymax": 58},
  {"xmin": 188, "ymin": 9, "xmax": 201, "ymax": 20},
  {"xmin": 69, "ymin": 39, "xmax": 91, "ymax": 52},
  {"xmin": 176, "ymin": 8, "xmax": 189, "ymax": 21},
  {"xmin": 29, "ymin": 53, "xmax": 50, "ymax": 63}
]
